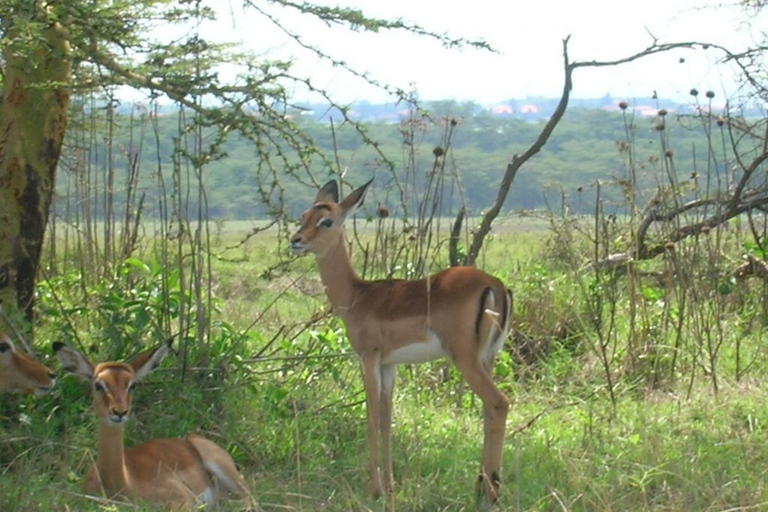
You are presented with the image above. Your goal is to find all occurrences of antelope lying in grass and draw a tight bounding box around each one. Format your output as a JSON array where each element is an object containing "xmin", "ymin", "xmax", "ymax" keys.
[
  {"xmin": 0, "ymin": 332, "xmax": 55, "ymax": 396},
  {"xmin": 54, "ymin": 340, "xmax": 257, "ymax": 511},
  {"xmin": 290, "ymin": 178, "xmax": 513, "ymax": 506}
]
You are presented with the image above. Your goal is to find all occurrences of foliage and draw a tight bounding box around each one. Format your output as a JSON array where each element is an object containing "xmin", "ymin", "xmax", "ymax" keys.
[
  {"xmin": 2, "ymin": 1, "xmax": 768, "ymax": 510},
  {"xmin": 52, "ymin": 101, "xmax": 735, "ymax": 224}
]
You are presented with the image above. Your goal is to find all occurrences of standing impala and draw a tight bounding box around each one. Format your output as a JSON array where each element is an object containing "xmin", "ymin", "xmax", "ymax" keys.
[
  {"xmin": 291, "ymin": 179, "xmax": 513, "ymax": 505},
  {"xmin": 54, "ymin": 340, "xmax": 256, "ymax": 511},
  {"xmin": 0, "ymin": 332, "xmax": 55, "ymax": 396}
]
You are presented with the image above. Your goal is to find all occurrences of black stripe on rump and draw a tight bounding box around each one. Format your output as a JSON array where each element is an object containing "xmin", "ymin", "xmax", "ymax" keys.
[{"xmin": 475, "ymin": 287, "xmax": 493, "ymax": 339}]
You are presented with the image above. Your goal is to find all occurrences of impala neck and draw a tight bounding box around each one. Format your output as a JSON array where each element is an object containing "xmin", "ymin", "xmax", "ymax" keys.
[
  {"xmin": 96, "ymin": 422, "xmax": 130, "ymax": 495},
  {"xmin": 315, "ymin": 233, "xmax": 362, "ymax": 319}
]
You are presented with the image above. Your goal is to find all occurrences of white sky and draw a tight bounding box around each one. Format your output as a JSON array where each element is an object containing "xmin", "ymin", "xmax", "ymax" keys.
[{"xmin": 207, "ymin": 0, "xmax": 762, "ymax": 105}]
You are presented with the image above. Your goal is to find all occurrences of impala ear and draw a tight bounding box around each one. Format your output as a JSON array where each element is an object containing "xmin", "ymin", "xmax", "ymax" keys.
[
  {"xmin": 314, "ymin": 180, "xmax": 339, "ymax": 204},
  {"xmin": 53, "ymin": 342, "xmax": 94, "ymax": 381},
  {"xmin": 129, "ymin": 340, "xmax": 172, "ymax": 381},
  {"xmin": 339, "ymin": 178, "xmax": 373, "ymax": 220}
]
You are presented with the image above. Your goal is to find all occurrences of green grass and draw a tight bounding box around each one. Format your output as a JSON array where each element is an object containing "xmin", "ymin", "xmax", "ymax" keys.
[
  {"xmin": 4, "ymin": 217, "xmax": 768, "ymax": 511},
  {"xmin": 7, "ymin": 372, "xmax": 768, "ymax": 511}
]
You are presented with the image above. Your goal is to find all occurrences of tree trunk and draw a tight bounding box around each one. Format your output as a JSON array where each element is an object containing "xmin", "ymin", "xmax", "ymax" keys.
[{"xmin": 0, "ymin": 6, "xmax": 73, "ymax": 330}]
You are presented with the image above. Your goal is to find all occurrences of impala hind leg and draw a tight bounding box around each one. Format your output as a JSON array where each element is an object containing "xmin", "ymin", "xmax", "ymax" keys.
[
  {"xmin": 361, "ymin": 356, "xmax": 383, "ymax": 497},
  {"xmin": 455, "ymin": 358, "xmax": 509, "ymax": 506}
]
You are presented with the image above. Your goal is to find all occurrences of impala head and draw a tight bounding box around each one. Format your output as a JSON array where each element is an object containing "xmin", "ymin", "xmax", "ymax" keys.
[
  {"xmin": 0, "ymin": 333, "xmax": 56, "ymax": 396},
  {"xmin": 291, "ymin": 178, "xmax": 373, "ymax": 257},
  {"xmin": 53, "ymin": 341, "xmax": 172, "ymax": 427}
]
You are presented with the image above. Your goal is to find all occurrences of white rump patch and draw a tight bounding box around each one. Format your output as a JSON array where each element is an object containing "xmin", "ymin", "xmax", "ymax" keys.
[
  {"xmin": 382, "ymin": 330, "xmax": 446, "ymax": 365},
  {"xmin": 481, "ymin": 297, "xmax": 506, "ymax": 365}
]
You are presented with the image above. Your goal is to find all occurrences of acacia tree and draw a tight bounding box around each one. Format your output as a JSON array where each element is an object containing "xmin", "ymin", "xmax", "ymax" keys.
[{"xmin": 0, "ymin": 0, "xmax": 486, "ymax": 333}]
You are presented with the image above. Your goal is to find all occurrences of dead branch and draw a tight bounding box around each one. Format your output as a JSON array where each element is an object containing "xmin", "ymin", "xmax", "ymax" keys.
[
  {"xmin": 464, "ymin": 36, "xmax": 704, "ymax": 266},
  {"xmin": 449, "ymin": 206, "xmax": 465, "ymax": 267},
  {"xmin": 591, "ymin": 175, "xmax": 768, "ymax": 271},
  {"xmin": 734, "ymin": 254, "xmax": 768, "ymax": 281}
]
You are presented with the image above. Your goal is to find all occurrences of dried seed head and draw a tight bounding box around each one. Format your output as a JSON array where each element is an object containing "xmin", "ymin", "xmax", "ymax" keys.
[
  {"xmin": 655, "ymin": 122, "xmax": 665, "ymax": 131},
  {"xmin": 690, "ymin": 88, "xmax": 699, "ymax": 97},
  {"xmin": 679, "ymin": 57, "xmax": 686, "ymax": 63},
  {"xmin": 433, "ymin": 146, "xmax": 444, "ymax": 157},
  {"xmin": 577, "ymin": 186, "xmax": 584, "ymax": 193},
  {"xmin": 706, "ymin": 90, "xmax": 715, "ymax": 99},
  {"xmin": 690, "ymin": 171, "xmax": 698, "ymax": 179},
  {"xmin": 658, "ymin": 108, "xmax": 668, "ymax": 117},
  {"xmin": 701, "ymin": 225, "xmax": 711, "ymax": 235},
  {"xmin": 376, "ymin": 204, "xmax": 390, "ymax": 219},
  {"xmin": 619, "ymin": 101, "xmax": 628, "ymax": 110},
  {"xmin": 450, "ymin": 118, "xmax": 458, "ymax": 126},
  {"xmin": 665, "ymin": 149, "xmax": 674, "ymax": 159},
  {"xmin": 717, "ymin": 117, "xmax": 725, "ymax": 127}
]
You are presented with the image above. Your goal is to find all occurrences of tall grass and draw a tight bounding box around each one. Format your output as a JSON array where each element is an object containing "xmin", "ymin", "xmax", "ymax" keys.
[{"xmin": 2, "ymin": 89, "xmax": 767, "ymax": 511}]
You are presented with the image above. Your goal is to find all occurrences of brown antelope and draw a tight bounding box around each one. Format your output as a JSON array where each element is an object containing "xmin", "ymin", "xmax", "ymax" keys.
[
  {"xmin": 290, "ymin": 179, "xmax": 513, "ymax": 505},
  {"xmin": 53, "ymin": 340, "xmax": 256, "ymax": 511},
  {"xmin": 0, "ymin": 332, "xmax": 55, "ymax": 396}
]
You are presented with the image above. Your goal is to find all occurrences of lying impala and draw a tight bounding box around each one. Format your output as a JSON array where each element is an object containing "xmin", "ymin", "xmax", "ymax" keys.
[
  {"xmin": 54, "ymin": 340, "xmax": 256, "ymax": 511},
  {"xmin": 0, "ymin": 332, "xmax": 55, "ymax": 396},
  {"xmin": 291, "ymin": 179, "xmax": 513, "ymax": 505}
]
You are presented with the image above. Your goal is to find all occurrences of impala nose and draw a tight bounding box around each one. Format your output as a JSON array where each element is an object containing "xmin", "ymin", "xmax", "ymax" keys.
[
  {"xmin": 110, "ymin": 408, "xmax": 128, "ymax": 423},
  {"xmin": 291, "ymin": 235, "xmax": 305, "ymax": 253},
  {"xmin": 34, "ymin": 381, "xmax": 55, "ymax": 397}
]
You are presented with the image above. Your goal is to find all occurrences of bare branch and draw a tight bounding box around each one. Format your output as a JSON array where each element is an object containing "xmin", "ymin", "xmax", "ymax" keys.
[
  {"xmin": 464, "ymin": 37, "xmax": 706, "ymax": 266},
  {"xmin": 734, "ymin": 254, "xmax": 768, "ymax": 281}
]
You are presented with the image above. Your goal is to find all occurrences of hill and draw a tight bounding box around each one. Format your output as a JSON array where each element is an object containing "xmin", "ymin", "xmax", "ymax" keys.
[{"xmin": 57, "ymin": 98, "xmax": 727, "ymax": 221}]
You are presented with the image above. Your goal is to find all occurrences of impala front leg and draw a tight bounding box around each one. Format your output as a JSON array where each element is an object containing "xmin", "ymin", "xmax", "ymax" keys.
[
  {"xmin": 361, "ymin": 355, "xmax": 383, "ymax": 497},
  {"xmin": 380, "ymin": 364, "xmax": 397, "ymax": 494}
]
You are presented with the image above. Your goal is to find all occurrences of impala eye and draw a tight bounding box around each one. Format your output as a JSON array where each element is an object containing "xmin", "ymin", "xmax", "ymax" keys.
[
  {"xmin": 127, "ymin": 382, "xmax": 136, "ymax": 393},
  {"xmin": 0, "ymin": 342, "xmax": 9, "ymax": 353},
  {"xmin": 318, "ymin": 217, "xmax": 333, "ymax": 229},
  {"xmin": 94, "ymin": 381, "xmax": 107, "ymax": 393}
]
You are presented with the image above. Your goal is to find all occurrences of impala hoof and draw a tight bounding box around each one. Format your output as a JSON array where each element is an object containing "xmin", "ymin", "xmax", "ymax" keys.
[
  {"xmin": 368, "ymin": 475, "xmax": 383, "ymax": 498},
  {"xmin": 475, "ymin": 471, "xmax": 501, "ymax": 508}
]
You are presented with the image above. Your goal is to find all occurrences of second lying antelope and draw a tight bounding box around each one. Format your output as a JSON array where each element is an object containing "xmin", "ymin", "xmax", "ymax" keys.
[
  {"xmin": 0, "ymin": 332, "xmax": 55, "ymax": 396},
  {"xmin": 54, "ymin": 340, "xmax": 256, "ymax": 511}
]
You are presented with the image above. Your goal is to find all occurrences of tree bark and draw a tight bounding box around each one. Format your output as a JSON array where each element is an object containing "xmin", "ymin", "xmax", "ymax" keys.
[{"xmin": 0, "ymin": 4, "xmax": 73, "ymax": 329}]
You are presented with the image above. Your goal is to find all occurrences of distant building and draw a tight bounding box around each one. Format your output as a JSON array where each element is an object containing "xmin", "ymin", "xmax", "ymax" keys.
[{"xmin": 602, "ymin": 102, "xmax": 672, "ymax": 117}]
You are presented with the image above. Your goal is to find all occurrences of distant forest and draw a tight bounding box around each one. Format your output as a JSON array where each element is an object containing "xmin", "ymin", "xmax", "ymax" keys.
[{"xmin": 55, "ymin": 98, "xmax": 731, "ymax": 222}]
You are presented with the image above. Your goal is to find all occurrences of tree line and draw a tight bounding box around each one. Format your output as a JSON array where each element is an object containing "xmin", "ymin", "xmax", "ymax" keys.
[{"xmin": 54, "ymin": 99, "xmax": 723, "ymax": 222}]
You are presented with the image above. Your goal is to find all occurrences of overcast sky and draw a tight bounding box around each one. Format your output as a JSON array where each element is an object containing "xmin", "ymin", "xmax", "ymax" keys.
[{"xmin": 209, "ymin": 0, "xmax": 761, "ymax": 105}]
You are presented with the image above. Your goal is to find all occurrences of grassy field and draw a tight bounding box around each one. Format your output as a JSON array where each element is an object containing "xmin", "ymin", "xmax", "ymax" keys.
[{"xmin": 2, "ymin": 216, "xmax": 768, "ymax": 511}]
